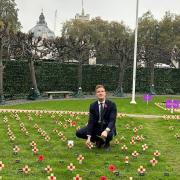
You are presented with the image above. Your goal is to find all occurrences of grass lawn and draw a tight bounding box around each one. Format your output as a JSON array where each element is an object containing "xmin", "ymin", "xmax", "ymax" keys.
[
  {"xmin": 0, "ymin": 107, "xmax": 180, "ymax": 179},
  {"xmin": 1, "ymin": 96, "xmax": 180, "ymax": 115},
  {"xmin": 0, "ymin": 113, "xmax": 180, "ymax": 180}
]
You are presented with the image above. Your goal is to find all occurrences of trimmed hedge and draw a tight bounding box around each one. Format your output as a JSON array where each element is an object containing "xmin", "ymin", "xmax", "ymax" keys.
[{"xmin": 3, "ymin": 60, "xmax": 180, "ymax": 97}]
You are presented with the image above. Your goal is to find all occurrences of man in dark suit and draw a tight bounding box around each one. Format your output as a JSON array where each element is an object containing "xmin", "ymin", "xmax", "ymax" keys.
[{"xmin": 76, "ymin": 85, "xmax": 117, "ymax": 150}]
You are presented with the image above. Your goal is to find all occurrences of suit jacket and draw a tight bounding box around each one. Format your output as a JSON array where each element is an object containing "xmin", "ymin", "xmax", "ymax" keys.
[{"xmin": 87, "ymin": 99, "xmax": 117, "ymax": 136}]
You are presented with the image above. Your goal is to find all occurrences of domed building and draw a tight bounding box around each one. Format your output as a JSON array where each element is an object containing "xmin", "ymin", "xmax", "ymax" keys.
[{"xmin": 29, "ymin": 12, "xmax": 55, "ymax": 39}]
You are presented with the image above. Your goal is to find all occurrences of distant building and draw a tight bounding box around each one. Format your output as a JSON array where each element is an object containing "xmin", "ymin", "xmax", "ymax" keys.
[
  {"xmin": 29, "ymin": 12, "xmax": 55, "ymax": 39},
  {"xmin": 75, "ymin": 0, "xmax": 90, "ymax": 21}
]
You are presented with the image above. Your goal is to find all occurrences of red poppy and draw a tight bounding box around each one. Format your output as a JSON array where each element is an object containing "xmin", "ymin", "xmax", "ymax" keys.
[
  {"xmin": 38, "ymin": 155, "xmax": 44, "ymax": 161},
  {"xmin": 71, "ymin": 121, "xmax": 77, "ymax": 126},
  {"xmin": 100, "ymin": 176, "xmax": 107, "ymax": 180},
  {"xmin": 108, "ymin": 164, "xmax": 116, "ymax": 172}
]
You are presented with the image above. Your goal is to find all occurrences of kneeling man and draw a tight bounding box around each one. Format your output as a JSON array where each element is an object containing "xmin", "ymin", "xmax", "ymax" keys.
[{"xmin": 76, "ymin": 85, "xmax": 117, "ymax": 150}]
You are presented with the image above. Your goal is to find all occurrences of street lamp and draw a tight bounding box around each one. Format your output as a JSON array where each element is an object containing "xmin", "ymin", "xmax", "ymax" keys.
[
  {"xmin": 130, "ymin": 0, "xmax": 139, "ymax": 104},
  {"xmin": 150, "ymin": 24, "xmax": 159, "ymax": 95}
]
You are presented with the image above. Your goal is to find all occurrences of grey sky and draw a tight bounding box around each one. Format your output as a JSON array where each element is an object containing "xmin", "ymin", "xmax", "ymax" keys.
[{"xmin": 15, "ymin": 0, "xmax": 180, "ymax": 36}]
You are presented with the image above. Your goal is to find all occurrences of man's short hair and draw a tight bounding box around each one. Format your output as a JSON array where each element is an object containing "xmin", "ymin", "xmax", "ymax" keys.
[{"xmin": 95, "ymin": 85, "xmax": 105, "ymax": 92}]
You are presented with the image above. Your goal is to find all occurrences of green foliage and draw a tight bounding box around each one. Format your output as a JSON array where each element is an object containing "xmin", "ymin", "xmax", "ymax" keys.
[
  {"xmin": 0, "ymin": 0, "xmax": 21, "ymax": 31},
  {"xmin": 62, "ymin": 18, "xmax": 132, "ymax": 62},
  {"xmin": 3, "ymin": 60, "xmax": 30, "ymax": 96},
  {"xmin": 2, "ymin": 61, "xmax": 180, "ymax": 98},
  {"xmin": 138, "ymin": 11, "xmax": 180, "ymax": 66}
]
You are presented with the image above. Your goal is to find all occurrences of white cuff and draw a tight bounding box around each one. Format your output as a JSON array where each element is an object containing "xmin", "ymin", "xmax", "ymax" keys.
[{"xmin": 105, "ymin": 128, "xmax": 110, "ymax": 132}]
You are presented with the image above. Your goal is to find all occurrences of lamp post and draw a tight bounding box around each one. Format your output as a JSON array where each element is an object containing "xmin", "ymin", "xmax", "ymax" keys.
[
  {"xmin": 130, "ymin": 0, "xmax": 139, "ymax": 104},
  {"xmin": 149, "ymin": 24, "xmax": 159, "ymax": 95}
]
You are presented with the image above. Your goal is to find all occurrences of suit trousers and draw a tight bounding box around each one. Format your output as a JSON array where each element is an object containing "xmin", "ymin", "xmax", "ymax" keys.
[{"xmin": 76, "ymin": 126, "xmax": 114, "ymax": 143}]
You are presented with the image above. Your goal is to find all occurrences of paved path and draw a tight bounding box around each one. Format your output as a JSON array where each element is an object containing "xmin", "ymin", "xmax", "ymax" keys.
[
  {"xmin": 126, "ymin": 113, "xmax": 163, "ymax": 118},
  {"xmin": 1, "ymin": 95, "xmax": 180, "ymax": 119},
  {"xmin": 0, "ymin": 108, "xmax": 163, "ymax": 119},
  {"xmin": 3, "ymin": 94, "xmax": 180, "ymax": 106}
]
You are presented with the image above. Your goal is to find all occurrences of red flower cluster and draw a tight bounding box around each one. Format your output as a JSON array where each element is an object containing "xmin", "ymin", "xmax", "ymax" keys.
[
  {"xmin": 38, "ymin": 155, "xmax": 44, "ymax": 161},
  {"xmin": 108, "ymin": 164, "xmax": 116, "ymax": 172},
  {"xmin": 100, "ymin": 176, "xmax": 106, "ymax": 180}
]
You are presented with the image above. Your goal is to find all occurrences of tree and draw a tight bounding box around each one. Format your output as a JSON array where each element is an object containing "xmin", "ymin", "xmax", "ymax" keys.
[
  {"xmin": 67, "ymin": 35, "xmax": 92, "ymax": 97},
  {"xmin": 138, "ymin": 11, "xmax": 180, "ymax": 93},
  {"xmin": 0, "ymin": 0, "xmax": 20, "ymax": 103},
  {"xmin": 110, "ymin": 37, "xmax": 133, "ymax": 96},
  {"xmin": 62, "ymin": 18, "xmax": 120, "ymax": 64},
  {"xmin": 43, "ymin": 36, "xmax": 70, "ymax": 62},
  {"xmin": 62, "ymin": 20, "xmax": 93, "ymax": 96},
  {"xmin": 138, "ymin": 11, "xmax": 161, "ymax": 94},
  {"xmin": 11, "ymin": 32, "xmax": 42, "ymax": 99},
  {"xmin": 159, "ymin": 12, "xmax": 180, "ymax": 68},
  {"xmin": 62, "ymin": 18, "xmax": 133, "ymax": 95}
]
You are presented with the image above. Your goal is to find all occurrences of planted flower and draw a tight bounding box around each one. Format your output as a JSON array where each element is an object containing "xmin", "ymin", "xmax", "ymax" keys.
[
  {"xmin": 38, "ymin": 155, "xmax": 44, "ymax": 161},
  {"xmin": 87, "ymin": 142, "xmax": 94, "ymax": 149},
  {"xmin": 132, "ymin": 151, "xmax": 139, "ymax": 158},
  {"xmin": 121, "ymin": 145, "xmax": 128, "ymax": 151},
  {"xmin": 22, "ymin": 165, "xmax": 31, "ymax": 174},
  {"xmin": 153, "ymin": 150, "xmax": 161, "ymax": 157},
  {"xmin": 73, "ymin": 174, "xmax": 82, "ymax": 180},
  {"xmin": 48, "ymin": 173, "xmax": 56, "ymax": 180},
  {"xmin": 45, "ymin": 136, "xmax": 50, "ymax": 142},
  {"xmin": 30, "ymin": 141, "xmax": 37, "ymax": 147},
  {"xmin": 32, "ymin": 147, "xmax": 39, "ymax": 154},
  {"xmin": 130, "ymin": 140, "xmax": 136, "ymax": 145},
  {"xmin": 150, "ymin": 157, "xmax": 158, "ymax": 166},
  {"xmin": 77, "ymin": 154, "xmax": 84, "ymax": 164},
  {"xmin": 67, "ymin": 163, "xmax": 75, "ymax": 171},
  {"xmin": 114, "ymin": 139, "xmax": 120, "ymax": 144},
  {"xmin": 142, "ymin": 144, "xmax": 148, "ymax": 151},
  {"xmin": 13, "ymin": 145, "xmax": 20, "ymax": 154},
  {"xmin": 137, "ymin": 165, "xmax": 146, "ymax": 176},
  {"xmin": 108, "ymin": 164, "xmax": 116, "ymax": 173},
  {"xmin": 124, "ymin": 156, "xmax": 129, "ymax": 164},
  {"xmin": 45, "ymin": 165, "xmax": 52, "ymax": 173},
  {"xmin": 100, "ymin": 176, "xmax": 106, "ymax": 180},
  {"xmin": 0, "ymin": 161, "xmax": 5, "ymax": 171},
  {"xmin": 133, "ymin": 127, "xmax": 138, "ymax": 133}
]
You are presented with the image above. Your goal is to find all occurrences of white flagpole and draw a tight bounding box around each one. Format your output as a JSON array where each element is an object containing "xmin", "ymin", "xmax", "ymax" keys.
[{"xmin": 130, "ymin": 0, "xmax": 139, "ymax": 104}]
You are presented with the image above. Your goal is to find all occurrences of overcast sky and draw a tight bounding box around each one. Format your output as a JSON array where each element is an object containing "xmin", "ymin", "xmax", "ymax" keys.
[{"xmin": 15, "ymin": 0, "xmax": 180, "ymax": 36}]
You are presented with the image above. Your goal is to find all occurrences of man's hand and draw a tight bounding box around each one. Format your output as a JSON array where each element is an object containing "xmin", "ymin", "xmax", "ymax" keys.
[
  {"xmin": 86, "ymin": 136, "xmax": 91, "ymax": 145},
  {"xmin": 101, "ymin": 130, "xmax": 108, "ymax": 138}
]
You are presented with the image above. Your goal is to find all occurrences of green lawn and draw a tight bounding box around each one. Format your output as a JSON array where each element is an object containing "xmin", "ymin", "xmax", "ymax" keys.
[
  {"xmin": 0, "ymin": 97, "xmax": 180, "ymax": 179},
  {"xmin": 1, "ymin": 96, "xmax": 180, "ymax": 115}
]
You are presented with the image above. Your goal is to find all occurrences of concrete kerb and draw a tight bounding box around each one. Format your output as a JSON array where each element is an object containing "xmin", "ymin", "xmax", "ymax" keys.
[{"xmin": 0, "ymin": 109, "xmax": 164, "ymax": 119}]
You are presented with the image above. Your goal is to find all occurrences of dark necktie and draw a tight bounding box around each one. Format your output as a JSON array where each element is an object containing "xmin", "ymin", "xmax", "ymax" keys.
[{"xmin": 99, "ymin": 103, "xmax": 104, "ymax": 123}]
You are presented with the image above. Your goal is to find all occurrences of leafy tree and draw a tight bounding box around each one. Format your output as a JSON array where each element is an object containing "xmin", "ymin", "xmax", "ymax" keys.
[
  {"xmin": 0, "ymin": 0, "xmax": 20, "ymax": 103},
  {"xmin": 159, "ymin": 12, "xmax": 180, "ymax": 68},
  {"xmin": 11, "ymin": 32, "xmax": 42, "ymax": 99},
  {"xmin": 106, "ymin": 22, "xmax": 133, "ymax": 96},
  {"xmin": 138, "ymin": 11, "xmax": 180, "ymax": 93},
  {"xmin": 43, "ymin": 36, "xmax": 70, "ymax": 62},
  {"xmin": 62, "ymin": 20, "xmax": 93, "ymax": 96},
  {"xmin": 138, "ymin": 11, "xmax": 162, "ymax": 94},
  {"xmin": 109, "ymin": 36, "xmax": 134, "ymax": 96},
  {"xmin": 62, "ymin": 18, "xmax": 133, "ymax": 95}
]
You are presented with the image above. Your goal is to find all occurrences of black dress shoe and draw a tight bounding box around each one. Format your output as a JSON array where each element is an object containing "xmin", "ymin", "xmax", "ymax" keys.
[
  {"xmin": 96, "ymin": 140, "xmax": 104, "ymax": 148},
  {"xmin": 104, "ymin": 142, "xmax": 110, "ymax": 151}
]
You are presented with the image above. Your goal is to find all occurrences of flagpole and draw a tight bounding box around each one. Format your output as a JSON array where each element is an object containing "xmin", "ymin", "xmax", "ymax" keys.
[{"xmin": 130, "ymin": 0, "xmax": 139, "ymax": 104}]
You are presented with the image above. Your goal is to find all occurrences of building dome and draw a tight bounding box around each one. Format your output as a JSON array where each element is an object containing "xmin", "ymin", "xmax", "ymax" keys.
[{"xmin": 29, "ymin": 12, "xmax": 55, "ymax": 39}]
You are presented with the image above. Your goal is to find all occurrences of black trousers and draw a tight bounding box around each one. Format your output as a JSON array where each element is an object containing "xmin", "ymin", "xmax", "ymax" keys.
[{"xmin": 76, "ymin": 126, "xmax": 114, "ymax": 143}]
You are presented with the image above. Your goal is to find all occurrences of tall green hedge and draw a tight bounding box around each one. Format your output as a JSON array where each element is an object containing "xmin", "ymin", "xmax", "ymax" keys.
[{"xmin": 3, "ymin": 60, "xmax": 180, "ymax": 97}]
